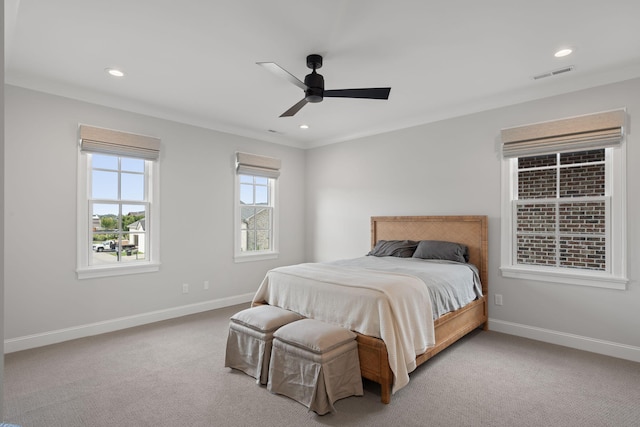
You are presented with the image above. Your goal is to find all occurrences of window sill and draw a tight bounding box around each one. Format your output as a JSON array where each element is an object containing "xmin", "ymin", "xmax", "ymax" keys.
[
  {"xmin": 77, "ymin": 262, "xmax": 160, "ymax": 279},
  {"xmin": 234, "ymin": 251, "xmax": 279, "ymax": 263},
  {"xmin": 500, "ymin": 265, "xmax": 627, "ymax": 290}
]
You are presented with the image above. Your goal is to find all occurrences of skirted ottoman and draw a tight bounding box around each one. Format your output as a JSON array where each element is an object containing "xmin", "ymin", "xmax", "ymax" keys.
[
  {"xmin": 225, "ymin": 305, "xmax": 303, "ymax": 384},
  {"xmin": 267, "ymin": 318, "xmax": 363, "ymax": 415}
]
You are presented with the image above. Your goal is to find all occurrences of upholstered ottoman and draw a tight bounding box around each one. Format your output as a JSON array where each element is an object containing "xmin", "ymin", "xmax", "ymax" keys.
[
  {"xmin": 268, "ymin": 318, "xmax": 363, "ymax": 415},
  {"xmin": 225, "ymin": 305, "xmax": 303, "ymax": 385}
]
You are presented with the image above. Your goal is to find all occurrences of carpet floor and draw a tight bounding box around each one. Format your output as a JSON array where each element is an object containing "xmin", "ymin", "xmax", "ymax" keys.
[{"xmin": 3, "ymin": 304, "xmax": 640, "ymax": 426}]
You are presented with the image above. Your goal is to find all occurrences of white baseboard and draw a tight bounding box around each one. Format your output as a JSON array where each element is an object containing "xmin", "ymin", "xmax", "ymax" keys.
[
  {"xmin": 7, "ymin": 308, "xmax": 639, "ymax": 363},
  {"xmin": 4, "ymin": 293, "xmax": 255, "ymax": 354},
  {"xmin": 489, "ymin": 318, "xmax": 640, "ymax": 363}
]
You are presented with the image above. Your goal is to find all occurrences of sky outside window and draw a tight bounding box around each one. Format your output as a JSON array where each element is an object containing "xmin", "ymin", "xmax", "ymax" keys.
[{"xmin": 92, "ymin": 154, "xmax": 145, "ymax": 215}]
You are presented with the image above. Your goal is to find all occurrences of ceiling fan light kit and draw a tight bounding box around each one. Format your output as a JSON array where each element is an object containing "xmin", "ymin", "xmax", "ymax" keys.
[{"xmin": 257, "ymin": 54, "xmax": 391, "ymax": 117}]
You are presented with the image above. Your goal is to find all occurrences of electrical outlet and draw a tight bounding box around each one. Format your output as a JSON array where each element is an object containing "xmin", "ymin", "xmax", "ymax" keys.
[
  {"xmin": 494, "ymin": 294, "xmax": 503, "ymax": 306},
  {"xmin": 204, "ymin": 280, "xmax": 209, "ymax": 290},
  {"xmin": 182, "ymin": 283, "xmax": 189, "ymax": 294}
]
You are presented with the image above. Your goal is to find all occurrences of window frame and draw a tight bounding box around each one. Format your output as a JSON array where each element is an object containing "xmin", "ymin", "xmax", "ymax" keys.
[
  {"xmin": 234, "ymin": 172, "xmax": 279, "ymax": 262},
  {"xmin": 500, "ymin": 145, "xmax": 627, "ymax": 290},
  {"xmin": 77, "ymin": 152, "xmax": 160, "ymax": 279}
]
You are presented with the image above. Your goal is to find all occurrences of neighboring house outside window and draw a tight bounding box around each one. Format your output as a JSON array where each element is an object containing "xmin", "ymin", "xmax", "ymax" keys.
[
  {"xmin": 234, "ymin": 152, "xmax": 280, "ymax": 262},
  {"xmin": 77, "ymin": 125, "xmax": 160, "ymax": 279},
  {"xmin": 128, "ymin": 219, "xmax": 147, "ymax": 255},
  {"xmin": 241, "ymin": 205, "xmax": 272, "ymax": 252},
  {"xmin": 500, "ymin": 109, "xmax": 628, "ymax": 289}
]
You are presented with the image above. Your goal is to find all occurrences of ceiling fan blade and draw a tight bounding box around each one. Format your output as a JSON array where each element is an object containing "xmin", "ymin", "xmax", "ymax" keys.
[
  {"xmin": 323, "ymin": 87, "xmax": 391, "ymax": 100},
  {"xmin": 280, "ymin": 98, "xmax": 308, "ymax": 117},
  {"xmin": 257, "ymin": 62, "xmax": 308, "ymax": 91}
]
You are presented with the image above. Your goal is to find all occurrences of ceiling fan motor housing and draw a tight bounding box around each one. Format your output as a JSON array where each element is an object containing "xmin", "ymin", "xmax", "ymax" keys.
[
  {"xmin": 306, "ymin": 54, "xmax": 323, "ymax": 70},
  {"xmin": 304, "ymin": 71, "xmax": 324, "ymax": 102}
]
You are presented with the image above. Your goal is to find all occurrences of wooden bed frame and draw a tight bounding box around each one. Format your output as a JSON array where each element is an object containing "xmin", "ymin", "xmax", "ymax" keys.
[{"xmin": 359, "ymin": 215, "xmax": 488, "ymax": 403}]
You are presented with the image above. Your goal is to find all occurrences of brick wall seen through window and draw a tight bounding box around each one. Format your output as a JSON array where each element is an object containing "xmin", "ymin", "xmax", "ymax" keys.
[{"xmin": 515, "ymin": 149, "xmax": 606, "ymax": 271}]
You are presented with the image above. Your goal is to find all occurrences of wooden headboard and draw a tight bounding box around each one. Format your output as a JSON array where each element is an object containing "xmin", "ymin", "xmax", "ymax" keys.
[{"xmin": 371, "ymin": 216, "xmax": 488, "ymax": 294}]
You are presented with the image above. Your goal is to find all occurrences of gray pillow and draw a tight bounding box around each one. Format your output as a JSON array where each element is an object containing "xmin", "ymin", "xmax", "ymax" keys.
[
  {"xmin": 368, "ymin": 240, "xmax": 418, "ymax": 258},
  {"xmin": 412, "ymin": 240, "xmax": 469, "ymax": 263}
]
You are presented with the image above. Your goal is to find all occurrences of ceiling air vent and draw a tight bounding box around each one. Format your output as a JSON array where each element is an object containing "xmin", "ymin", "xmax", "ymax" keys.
[{"xmin": 533, "ymin": 66, "xmax": 574, "ymax": 80}]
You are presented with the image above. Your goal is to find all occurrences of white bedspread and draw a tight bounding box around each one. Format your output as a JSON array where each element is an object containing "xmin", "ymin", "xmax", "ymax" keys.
[{"xmin": 252, "ymin": 262, "xmax": 435, "ymax": 393}]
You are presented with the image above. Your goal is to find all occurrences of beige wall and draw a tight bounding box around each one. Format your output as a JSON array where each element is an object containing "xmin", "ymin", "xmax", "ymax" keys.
[
  {"xmin": 1, "ymin": 1, "xmax": 5, "ymax": 419},
  {"xmin": 305, "ymin": 77, "xmax": 640, "ymax": 361},
  {"xmin": 3, "ymin": 86, "xmax": 306, "ymax": 349}
]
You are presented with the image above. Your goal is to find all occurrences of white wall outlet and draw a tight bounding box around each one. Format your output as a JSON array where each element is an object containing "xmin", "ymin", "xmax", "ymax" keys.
[
  {"xmin": 494, "ymin": 294, "xmax": 503, "ymax": 306},
  {"xmin": 182, "ymin": 283, "xmax": 189, "ymax": 294},
  {"xmin": 204, "ymin": 280, "xmax": 209, "ymax": 290}
]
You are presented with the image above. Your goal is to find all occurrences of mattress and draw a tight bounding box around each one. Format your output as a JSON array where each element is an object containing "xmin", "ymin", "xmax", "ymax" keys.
[{"xmin": 252, "ymin": 256, "xmax": 482, "ymax": 393}]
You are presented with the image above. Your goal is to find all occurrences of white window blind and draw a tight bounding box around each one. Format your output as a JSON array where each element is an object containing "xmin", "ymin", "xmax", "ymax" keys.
[
  {"xmin": 501, "ymin": 109, "xmax": 626, "ymax": 158},
  {"xmin": 236, "ymin": 152, "xmax": 281, "ymax": 178},
  {"xmin": 80, "ymin": 125, "xmax": 161, "ymax": 160}
]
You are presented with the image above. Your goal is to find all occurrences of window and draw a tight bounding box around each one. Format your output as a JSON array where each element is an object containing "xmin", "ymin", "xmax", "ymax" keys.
[
  {"xmin": 234, "ymin": 152, "xmax": 280, "ymax": 261},
  {"xmin": 77, "ymin": 125, "xmax": 160, "ymax": 278},
  {"xmin": 239, "ymin": 174, "xmax": 275, "ymax": 252},
  {"xmin": 515, "ymin": 149, "xmax": 607, "ymax": 269},
  {"xmin": 500, "ymin": 110, "xmax": 627, "ymax": 289}
]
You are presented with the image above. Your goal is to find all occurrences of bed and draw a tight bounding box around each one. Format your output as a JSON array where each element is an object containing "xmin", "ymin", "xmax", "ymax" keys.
[{"xmin": 252, "ymin": 215, "xmax": 488, "ymax": 403}]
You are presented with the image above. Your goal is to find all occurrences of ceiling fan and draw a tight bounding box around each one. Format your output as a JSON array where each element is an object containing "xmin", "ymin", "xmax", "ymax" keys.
[{"xmin": 257, "ymin": 54, "xmax": 391, "ymax": 117}]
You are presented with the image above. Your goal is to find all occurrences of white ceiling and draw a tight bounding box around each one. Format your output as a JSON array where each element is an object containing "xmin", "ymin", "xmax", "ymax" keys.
[{"xmin": 5, "ymin": 0, "xmax": 640, "ymax": 149}]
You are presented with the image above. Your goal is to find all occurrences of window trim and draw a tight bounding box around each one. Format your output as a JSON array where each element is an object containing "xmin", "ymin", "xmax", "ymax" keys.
[
  {"xmin": 500, "ymin": 145, "xmax": 627, "ymax": 290},
  {"xmin": 77, "ymin": 152, "xmax": 160, "ymax": 279},
  {"xmin": 234, "ymin": 173, "xmax": 279, "ymax": 263}
]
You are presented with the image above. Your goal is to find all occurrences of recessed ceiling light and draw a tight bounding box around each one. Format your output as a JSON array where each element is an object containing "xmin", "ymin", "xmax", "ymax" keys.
[
  {"xmin": 554, "ymin": 48, "xmax": 573, "ymax": 58},
  {"xmin": 105, "ymin": 68, "xmax": 125, "ymax": 77},
  {"xmin": 299, "ymin": 124, "xmax": 309, "ymax": 129}
]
